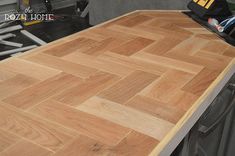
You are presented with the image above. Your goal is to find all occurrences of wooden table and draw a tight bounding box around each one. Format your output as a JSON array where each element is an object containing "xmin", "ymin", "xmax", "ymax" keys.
[{"xmin": 0, "ymin": 11, "xmax": 235, "ymax": 156}]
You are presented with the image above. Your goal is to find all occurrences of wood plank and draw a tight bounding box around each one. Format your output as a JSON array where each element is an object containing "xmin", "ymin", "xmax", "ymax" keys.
[
  {"xmin": 107, "ymin": 24, "xmax": 164, "ymax": 41},
  {"xmin": 51, "ymin": 136, "xmax": 110, "ymax": 156},
  {"xmin": 30, "ymin": 100, "xmax": 131, "ymax": 146},
  {"xmin": 78, "ymin": 97, "xmax": 174, "ymax": 140},
  {"xmin": 63, "ymin": 52, "xmax": 134, "ymax": 77},
  {"xmin": 0, "ymin": 103, "xmax": 75, "ymax": 152},
  {"xmin": 126, "ymin": 95, "xmax": 185, "ymax": 124},
  {"xmin": 52, "ymin": 131, "xmax": 159, "ymax": 156},
  {"xmin": 87, "ymin": 27, "xmax": 136, "ymax": 41},
  {"xmin": 195, "ymin": 33, "xmax": 221, "ymax": 40},
  {"xmin": 194, "ymin": 50, "xmax": 232, "ymax": 65},
  {"xmin": 78, "ymin": 31, "xmax": 107, "ymax": 41},
  {"xmin": 0, "ymin": 69, "xmax": 16, "ymax": 82},
  {"xmin": 0, "ymin": 140, "xmax": 52, "ymax": 156},
  {"xmin": 0, "ymin": 129, "xmax": 20, "ymax": 153},
  {"xmin": 23, "ymin": 53, "xmax": 97, "ymax": 78},
  {"xmin": 185, "ymin": 28, "xmax": 213, "ymax": 35},
  {"xmin": 182, "ymin": 68, "xmax": 221, "ymax": 96},
  {"xmin": 132, "ymin": 52, "xmax": 203, "ymax": 74},
  {"xmin": 118, "ymin": 15, "xmax": 153, "ymax": 27},
  {"xmin": 165, "ymin": 52, "xmax": 228, "ymax": 70},
  {"xmin": 142, "ymin": 69, "xmax": 194, "ymax": 102},
  {"xmin": 0, "ymin": 58, "xmax": 61, "ymax": 81},
  {"xmin": 144, "ymin": 37, "xmax": 185, "ymax": 55},
  {"xmin": 3, "ymin": 73, "xmax": 82, "ymax": 110},
  {"xmin": 42, "ymin": 37, "xmax": 96, "ymax": 57},
  {"xmin": 99, "ymin": 70, "xmax": 158, "ymax": 103},
  {"xmin": 167, "ymin": 90, "xmax": 199, "ymax": 111},
  {"xmin": 53, "ymin": 71, "xmax": 120, "ymax": 106},
  {"xmin": 147, "ymin": 18, "xmax": 191, "ymax": 28},
  {"xmin": 201, "ymin": 40, "xmax": 230, "ymax": 54},
  {"xmin": 223, "ymin": 47, "xmax": 235, "ymax": 57},
  {"xmin": 82, "ymin": 37, "xmax": 125, "ymax": 56},
  {"xmin": 133, "ymin": 24, "xmax": 191, "ymax": 40},
  {"xmin": 112, "ymin": 131, "xmax": 159, "ymax": 156},
  {"xmin": 98, "ymin": 52, "xmax": 168, "ymax": 77},
  {"xmin": 159, "ymin": 23, "xmax": 194, "ymax": 36},
  {"xmin": 110, "ymin": 37, "xmax": 154, "ymax": 56},
  {"xmin": 168, "ymin": 37, "xmax": 209, "ymax": 55},
  {"xmin": 0, "ymin": 74, "xmax": 39, "ymax": 99}
]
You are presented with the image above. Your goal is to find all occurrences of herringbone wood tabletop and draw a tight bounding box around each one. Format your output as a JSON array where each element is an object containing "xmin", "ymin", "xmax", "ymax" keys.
[{"xmin": 0, "ymin": 11, "xmax": 234, "ymax": 156}]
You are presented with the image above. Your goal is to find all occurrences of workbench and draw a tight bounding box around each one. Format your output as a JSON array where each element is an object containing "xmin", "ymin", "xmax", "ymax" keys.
[{"xmin": 0, "ymin": 11, "xmax": 234, "ymax": 156}]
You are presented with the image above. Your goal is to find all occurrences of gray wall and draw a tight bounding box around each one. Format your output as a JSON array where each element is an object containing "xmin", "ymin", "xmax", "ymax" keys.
[{"xmin": 89, "ymin": 0, "xmax": 191, "ymax": 25}]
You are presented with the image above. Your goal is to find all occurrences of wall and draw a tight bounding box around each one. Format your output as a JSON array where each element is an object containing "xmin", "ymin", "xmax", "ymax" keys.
[{"xmin": 89, "ymin": 0, "xmax": 191, "ymax": 25}]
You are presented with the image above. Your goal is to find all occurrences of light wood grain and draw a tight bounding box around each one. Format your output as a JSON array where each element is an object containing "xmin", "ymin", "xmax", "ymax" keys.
[
  {"xmin": 142, "ymin": 69, "xmax": 194, "ymax": 102},
  {"xmin": 110, "ymin": 131, "xmax": 159, "ymax": 156},
  {"xmin": 42, "ymin": 37, "xmax": 96, "ymax": 57},
  {"xmin": 182, "ymin": 68, "xmax": 221, "ymax": 96},
  {"xmin": 118, "ymin": 14, "xmax": 153, "ymax": 27},
  {"xmin": 52, "ymin": 131, "xmax": 158, "ymax": 156},
  {"xmin": 0, "ymin": 74, "xmax": 38, "ymax": 99},
  {"xmin": 223, "ymin": 47, "xmax": 235, "ymax": 57},
  {"xmin": 194, "ymin": 50, "xmax": 232, "ymax": 65},
  {"xmin": 201, "ymin": 40, "xmax": 230, "ymax": 54},
  {"xmin": 0, "ymin": 10, "xmax": 234, "ymax": 156},
  {"xmin": 63, "ymin": 52, "xmax": 135, "ymax": 77},
  {"xmin": 53, "ymin": 71, "xmax": 120, "ymax": 106},
  {"xmin": 0, "ymin": 129, "xmax": 20, "ymax": 153},
  {"xmin": 99, "ymin": 70, "xmax": 158, "ymax": 103},
  {"xmin": 98, "ymin": 52, "xmax": 168, "ymax": 76},
  {"xmin": 0, "ymin": 140, "xmax": 52, "ymax": 156},
  {"xmin": 82, "ymin": 37, "xmax": 126, "ymax": 56},
  {"xmin": 3, "ymin": 73, "xmax": 82, "ymax": 110},
  {"xmin": 0, "ymin": 103, "xmax": 75, "ymax": 152},
  {"xmin": 132, "ymin": 52, "xmax": 203, "ymax": 74},
  {"xmin": 166, "ymin": 37, "xmax": 209, "ymax": 55},
  {"xmin": 78, "ymin": 96, "xmax": 174, "ymax": 140},
  {"xmin": 0, "ymin": 58, "xmax": 60, "ymax": 80},
  {"xmin": 167, "ymin": 90, "xmax": 199, "ymax": 112},
  {"xmin": 30, "ymin": 99, "xmax": 131, "ymax": 145},
  {"xmin": 51, "ymin": 136, "xmax": 111, "ymax": 156},
  {"xmin": 108, "ymin": 24, "xmax": 164, "ymax": 41},
  {"xmin": 165, "ymin": 52, "xmax": 227, "ymax": 70},
  {"xmin": 126, "ymin": 95, "xmax": 185, "ymax": 124},
  {"xmin": 0, "ymin": 69, "xmax": 16, "ymax": 82},
  {"xmin": 110, "ymin": 37, "xmax": 154, "ymax": 56},
  {"xmin": 143, "ymin": 37, "xmax": 185, "ymax": 55},
  {"xmin": 23, "ymin": 53, "xmax": 97, "ymax": 78}
]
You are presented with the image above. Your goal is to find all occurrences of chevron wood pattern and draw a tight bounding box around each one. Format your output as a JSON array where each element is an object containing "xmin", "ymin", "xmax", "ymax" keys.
[{"xmin": 0, "ymin": 11, "xmax": 234, "ymax": 156}]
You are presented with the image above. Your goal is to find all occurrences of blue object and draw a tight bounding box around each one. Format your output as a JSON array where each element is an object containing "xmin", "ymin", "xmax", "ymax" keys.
[{"xmin": 220, "ymin": 16, "xmax": 235, "ymax": 32}]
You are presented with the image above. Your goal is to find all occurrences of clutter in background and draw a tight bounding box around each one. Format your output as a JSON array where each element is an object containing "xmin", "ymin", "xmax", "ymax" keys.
[
  {"xmin": 208, "ymin": 17, "xmax": 235, "ymax": 33},
  {"xmin": 0, "ymin": 21, "xmax": 47, "ymax": 56},
  {"xmin": 187, "ymin": 0, "xmax": 235, "ymax": 45},
  {"xmin": 188, "ymin": 0, "xmax": 232, "ymax": 20}
]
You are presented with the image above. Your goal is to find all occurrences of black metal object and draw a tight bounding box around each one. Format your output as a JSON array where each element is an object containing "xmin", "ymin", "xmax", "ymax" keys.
[
  {"xmin": 184, "ymin": 11, "xmax": 235, "ymax": 46},
  {"xmin": 187, "ymin": 0, "xmax": 232, "ymax": 20},
  {"xmin": 44, "ymin": 0, "xmax": 52, "ymax": 12}
]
